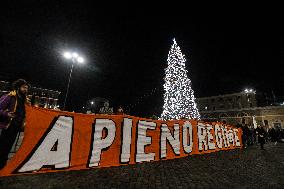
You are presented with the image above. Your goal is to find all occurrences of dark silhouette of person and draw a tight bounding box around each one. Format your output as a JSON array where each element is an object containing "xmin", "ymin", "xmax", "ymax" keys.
[
  {"xmin": 0, "ymin": 79, "xmax": 29, "ymax": 169},
  {"xmin": 256, "ymin": 125, "xmax": 266, "ymax": 150}
]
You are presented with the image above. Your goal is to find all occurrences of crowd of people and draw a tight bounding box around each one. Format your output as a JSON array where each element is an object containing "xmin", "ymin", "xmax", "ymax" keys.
[
  {"xmin": 240, "ymin": 124, "xmax": 284, "ymax": 150},
  {"xmin": 98, "ymin": 101, "xmax": 125, "ymax": 115}
]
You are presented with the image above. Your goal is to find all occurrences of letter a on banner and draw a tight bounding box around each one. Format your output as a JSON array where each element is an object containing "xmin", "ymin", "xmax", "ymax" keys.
[{"xmin": 16, "ymin": 116, "xmax": 74, "ymax": 173}]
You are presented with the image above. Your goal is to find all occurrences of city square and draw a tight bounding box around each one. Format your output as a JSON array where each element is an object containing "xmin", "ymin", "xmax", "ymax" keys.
[{"xmin": 1, "ymin": 2, "xmax": 284, "ymax": 189}]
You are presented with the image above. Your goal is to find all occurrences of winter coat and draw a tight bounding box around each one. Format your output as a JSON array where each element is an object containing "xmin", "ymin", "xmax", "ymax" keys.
[
  {"xmin": 257, "ymin": 127, "xmax": 266, "ymax": 144},
  {"xmin": 0, "ymin": 91, "xmax": 18, "ymax": 129}
]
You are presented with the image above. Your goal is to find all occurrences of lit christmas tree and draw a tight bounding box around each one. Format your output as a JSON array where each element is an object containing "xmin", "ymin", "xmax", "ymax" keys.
[{"xmin": 160, "ymin": 38, "xmax": 200, "ymax": 120}]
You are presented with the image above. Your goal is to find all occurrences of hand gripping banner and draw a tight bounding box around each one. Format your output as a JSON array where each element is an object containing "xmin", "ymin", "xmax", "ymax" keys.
[{"xmin": 0, "ymin": 106, "xmax": 242, "ymax": 176}]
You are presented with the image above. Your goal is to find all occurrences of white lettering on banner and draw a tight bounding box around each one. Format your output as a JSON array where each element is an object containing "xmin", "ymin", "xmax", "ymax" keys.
[
  {"xmin": 120, "ymin": 118, "xmax": 133, "ymax": 163},
  {"xmin": 136, "ymin": 121, "xmax": 156, "ymax": 163},
  {"xmin": 18, "ymin": 116, "xmax": 73, "ymax": 173},
  {"xmin": 183, "ymin": 121, "xmax": 193, "ymax": 154},
  {"xmin": 234, "ymin": 128, "xmax": 241, "ymax": 146},
  {"xmin": 215, "ymin": 124, "xmax": 223, "ymax": 149},
  {"xmin": 206, "ymin": 124, "xmax": 216, "ymax": 150},
  {"xmin": 161, "ymin": 124, "xmax": 180, "ymax": 158},
  {"xmin": 198, "ymin": 123, "xmax": 208, "ymax": 151},
  {"xmin": 228, "ymin": 129, "xmax": 235, "ymax": 146},
  {"xmin": 221, "ymin": 126, "xmax": 228, "ymax": 148},
  {"xmin": 89, "ymin": 119, "xmax": 116, "ymax": 167},
  {"xmin": 224, "ymin": 126, "xmax": 231, "ymax": 147}
]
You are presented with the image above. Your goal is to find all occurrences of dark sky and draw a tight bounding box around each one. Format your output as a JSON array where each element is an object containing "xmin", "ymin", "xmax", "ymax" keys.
[{"xmin": 1, "ymin": 2, "xmax": 283, "ymax": 116}]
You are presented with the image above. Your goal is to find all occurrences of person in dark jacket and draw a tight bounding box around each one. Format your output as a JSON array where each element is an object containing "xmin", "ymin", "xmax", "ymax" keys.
[
  {"xmin": 0, "ymin": 79, "xmax": 29, "ymax": 169},
  {"xmin": 275, "ymin": 128, "xmax": 282, "ymax": 145},
  {"xmin": 242, "ymin": 124, "xmax": 250, "ymax": 148},
  {"xmin": 269, "ymin": 127, "xmax": 277, "ymax": 142},
  {"xmin": 256, "ymin": 125, "xmax": 266, "ymax": 150}
]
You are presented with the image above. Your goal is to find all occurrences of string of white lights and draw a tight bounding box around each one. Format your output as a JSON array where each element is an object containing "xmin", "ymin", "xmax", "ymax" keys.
[{"xmin": 161, "ymin": 39, "xmax": 200, "ymax": 120}]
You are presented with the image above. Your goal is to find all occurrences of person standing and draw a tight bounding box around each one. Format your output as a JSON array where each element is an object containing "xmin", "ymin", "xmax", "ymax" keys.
[
  {"xmin": 116, "ymin": 106, "xmax": 124, "ymax": 115},
  {"xmin": 0, "ymin": 79, "xmax": 29, "ymax": 169},
  {"xmin": 257, "ymin": 125, "xmax": 266, "ymax": 150},
  {"xmin": 269, "ymin": 127, "xmax": 276, "ymax": 143},
  {"xmin": 242, "ymin": 124, "xmax": 250, "ymax": 148},
  {"xmin": 99, "ymin": 101, "xmax": 113, "ymax": 114},
  {"xmin": 275, "ymin": 128, "xmax": 282, "ymax": 145}
]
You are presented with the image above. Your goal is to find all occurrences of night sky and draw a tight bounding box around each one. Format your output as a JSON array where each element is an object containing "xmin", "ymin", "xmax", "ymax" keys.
[{"xmin": 1, "ymin": 2, "xmax": 283, "ymax": 117}]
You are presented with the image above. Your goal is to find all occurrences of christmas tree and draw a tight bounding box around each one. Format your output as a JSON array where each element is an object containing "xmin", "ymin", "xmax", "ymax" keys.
[{"xmin": 160, "ymin": 38, "xmax": 200, "ymax": 120}]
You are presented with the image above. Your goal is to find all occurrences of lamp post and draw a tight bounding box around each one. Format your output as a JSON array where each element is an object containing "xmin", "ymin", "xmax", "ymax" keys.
[{"xmin": 63, "ymin": 51, "xmax": 84, "ymax": 110}]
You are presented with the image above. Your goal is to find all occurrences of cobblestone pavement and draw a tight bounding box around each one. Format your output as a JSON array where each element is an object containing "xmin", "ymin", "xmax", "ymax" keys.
[{"xmin": 0, "ymin": 143, "xmax": 284, "ymax": 189}]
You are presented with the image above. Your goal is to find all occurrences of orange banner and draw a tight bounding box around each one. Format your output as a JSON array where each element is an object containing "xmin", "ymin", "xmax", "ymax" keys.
[{"xmin": 0, "ymin": 106, "xmax": 242, "ymax": 176}]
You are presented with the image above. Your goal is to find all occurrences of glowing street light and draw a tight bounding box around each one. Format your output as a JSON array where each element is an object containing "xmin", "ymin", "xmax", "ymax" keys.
[
  {"xmin": 77, "ymin": 57, "xmax": 84, "ymax": 63},
  {"xmin": 62, "ymin": 51, "xmax": 85, "ymax": 110},
  {"xmin": 64, "ymin": 52, "xmax": 72, "ymax": 59},
  {"xmin": 244, "ymin": 88, "xmax": 255, "ymax": 94}
]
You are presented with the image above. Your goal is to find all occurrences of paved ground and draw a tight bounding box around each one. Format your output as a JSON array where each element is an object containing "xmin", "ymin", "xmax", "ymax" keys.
[{"xmin": 0, "ymin": 142, "xmax": 284, "ymax": 189}]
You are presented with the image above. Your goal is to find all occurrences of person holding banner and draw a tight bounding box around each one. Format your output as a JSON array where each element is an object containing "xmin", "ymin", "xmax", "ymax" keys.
[{"xmin": 0, "ymin": 79, "xmax": 29, "ymax": 169}]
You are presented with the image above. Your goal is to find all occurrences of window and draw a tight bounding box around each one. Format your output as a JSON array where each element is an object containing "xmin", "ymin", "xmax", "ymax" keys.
[
  {"xmin": 228, "ymin": 103, "xmax": 232, "ymax": 109},
  {"xmin": 212, "ymin": 106, "xmax": 216, "ymax": 110},
  {"xmin": 219, "ymin": 113, "xmax": 228, "ymax": 118},
  {"xmin": 238, "ymin": 102, "xmax": 242, "ymax": 108},
  {"xmin": 247, "ymin": 95, "xmax": 251, "ymax": 102}
]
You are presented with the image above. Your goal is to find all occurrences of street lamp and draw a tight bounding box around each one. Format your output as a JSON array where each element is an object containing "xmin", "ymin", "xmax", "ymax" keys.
[{"xmin": 62, "ymin": 51, "xmax": 85, "ymax": 110}]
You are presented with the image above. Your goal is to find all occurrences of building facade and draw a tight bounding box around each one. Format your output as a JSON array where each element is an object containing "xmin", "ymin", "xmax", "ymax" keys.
[
  {"xmin": 196, "ymin": 90, "xmax": 284, "ymax": 130},
  {"xmin": 0, "ymin": 80, "xmax": 61, "ymax": 109}
]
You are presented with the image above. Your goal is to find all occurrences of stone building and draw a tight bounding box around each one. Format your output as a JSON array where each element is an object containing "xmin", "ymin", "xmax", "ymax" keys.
[
  {"xmin": 0, "ymin": 80, "xmax": 61, "ymax": 109},
  {"xmin": 196, "ymin": 89, "xmax": 284, "ymax": 130}
]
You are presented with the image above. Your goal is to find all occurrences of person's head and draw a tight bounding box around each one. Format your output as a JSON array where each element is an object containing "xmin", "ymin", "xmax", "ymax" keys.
[
  {"xmin": 12, "ymin": 79, "xmax": 29, "ymax": 96},
  {"xmin": 117, "ymin": 106, "xmax": 123, "ymax": 111},
  {"xmin": 104, "ymin": 101, "xmax": 109, "ymax": 108}
]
